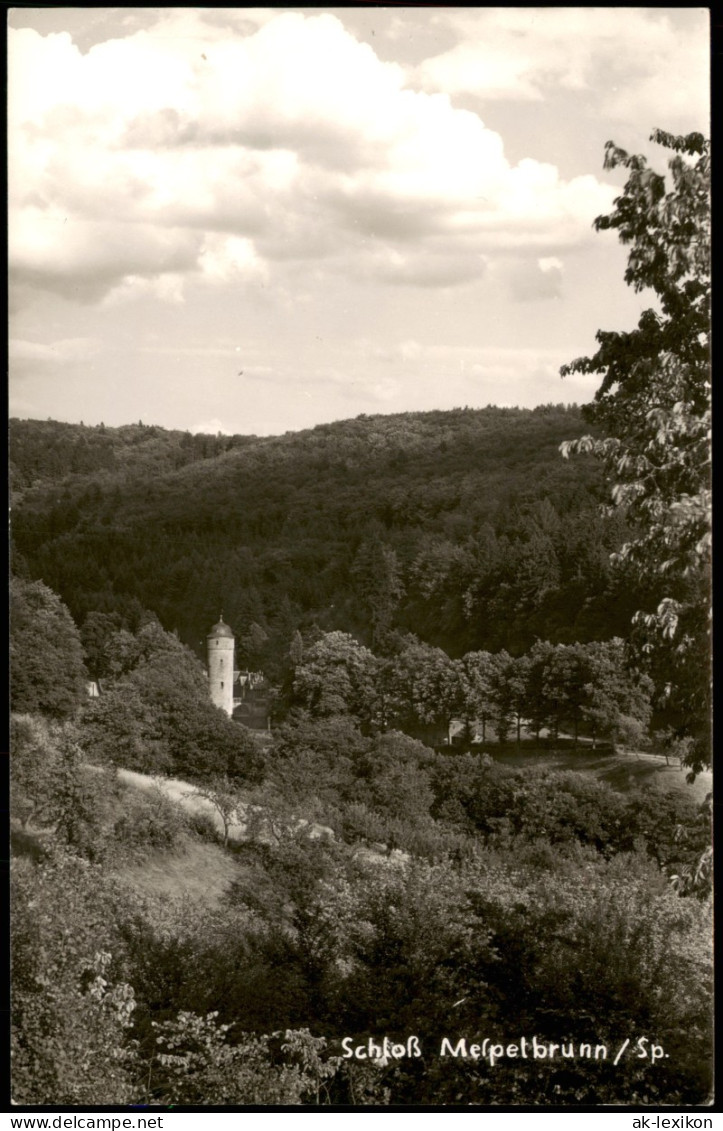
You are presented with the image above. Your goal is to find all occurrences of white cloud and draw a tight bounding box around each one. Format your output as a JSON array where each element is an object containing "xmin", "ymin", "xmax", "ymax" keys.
[
  {"xmin": 414, "ymin": 8, "xmax": 709, "ymax": 133},
  {"xmin": 190, "ymin": 418, "xmax": 232, "ymax": 435},
  {"xmin": 502, "ymin": 255, "xmax": 565, "ymax": 302},
  {"xmin": 361, "ymin": 339, "xmax": 424, "ymax": 363},
  {"xmin": 9, "ymin": 202, "xmax": 202, "ymax": 300},
  {"xmin": 359, "ymin": 244, "xmax": 488, "ymax": 288},
  {"xmin": 101, "ymin": 273, "xmax": 187, "ymax": 307},
  {"xmin": 8, "ymin": 9, "xmax": 620, "ymax": 305},
  {"xmin": 368, "ymin": 378, "xmax": 401, "ymax": 403},
  {"xmin": 10, "ymin": 336, "xmax": 100, "ymax": 362},
  {"xmin": 199, "ymin": 235, "xmax": 269, "ymax": 284}
]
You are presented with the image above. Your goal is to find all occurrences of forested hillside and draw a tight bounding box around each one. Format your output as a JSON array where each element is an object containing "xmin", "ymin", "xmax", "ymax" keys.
[{"xmin": 10, "ymin": 406, "xmax": 648, "ymax": 663}]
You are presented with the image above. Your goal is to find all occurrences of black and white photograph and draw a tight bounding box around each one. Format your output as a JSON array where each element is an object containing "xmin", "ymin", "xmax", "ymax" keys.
[{"xmin": 8, "ymin": 6, "xmax": 712, "ymax": 1111}]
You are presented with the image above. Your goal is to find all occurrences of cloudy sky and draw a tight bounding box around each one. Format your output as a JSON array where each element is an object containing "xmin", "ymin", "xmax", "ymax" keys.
[{"xmin": 8, "ymin": 7, "xmax": 709, "ymax": 436}]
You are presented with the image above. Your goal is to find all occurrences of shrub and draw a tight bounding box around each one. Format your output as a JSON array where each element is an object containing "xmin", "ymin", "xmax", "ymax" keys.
[{"xmin": 110, "ymin": 785, "xmax": 189, "ymax": 860}]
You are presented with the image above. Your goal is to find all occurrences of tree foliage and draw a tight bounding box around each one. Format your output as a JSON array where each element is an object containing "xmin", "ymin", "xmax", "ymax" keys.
[
  {"xmin": 12, "ymin": 701, "xmax": 712, "ymax": 1106},
  {"xmin": 292, "ymin": 632, "xmax": 379, "ymax": 725},
  {"xmin": 561, "ymin": 130, "xmax": 710, "ymax": 772},
  {"xmin": 80, "ymin": 621, "xmax": 264, "ymax": 782},
  {"xmin": 10, "ymin": 578, "xmax": 88, "ymax": 719},
  {"xmin": 151, "ymin": 1013, "xmax": 339, "ymax": 1105},
  {"xmin": 11, "ymin": 406, "xmax": 638, "ymax": 659},
  {"xmin": 11, "ymin": 854, "xmax": 137, "ymax": 1105},
  {"xmin": 10, "ymin": 715, "xmax": 117, "ymax": 859}
]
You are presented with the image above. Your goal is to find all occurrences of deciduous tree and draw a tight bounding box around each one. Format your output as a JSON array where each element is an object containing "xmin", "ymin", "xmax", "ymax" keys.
[
  {"xmin": 11, "ymin": 854, "xmax": 137, "ymax": 1105},
  {"xmin": 386, "ymin": 637, "xmax": 468, "ymax": 743},
  {"xmin": 561, "ymin": 129, "xmax": 710, "ymax": 772},
  {"xmin": 10, "ymin": 578, "xmax": 88, "ymax": 719},
  {"xmin": 185, "ymin": 776, "xmax": 243, "ymax": 848},
  {"xmin": 292, "ymin": 631, "xmax": 379, "ymax": 725}
]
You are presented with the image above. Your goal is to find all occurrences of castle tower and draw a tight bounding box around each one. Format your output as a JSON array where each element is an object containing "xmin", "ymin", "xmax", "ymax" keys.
[{"xmin": 207, "ymin": 615, "xmax": 235, "ymax": 717}]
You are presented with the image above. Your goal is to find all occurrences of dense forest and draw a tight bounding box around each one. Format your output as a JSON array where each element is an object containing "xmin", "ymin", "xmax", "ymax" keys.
[{"xmin": 10, "ymin": 405, "xmax": 648, "ymax": 663}]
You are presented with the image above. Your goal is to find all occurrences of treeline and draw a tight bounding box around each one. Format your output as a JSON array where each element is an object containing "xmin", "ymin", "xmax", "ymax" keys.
[
  {"xmin": 10, "ymin": 407, "xmax": 651, "ymax": 658},
  {"xmin": 10, "ymin": 596, "xmax": 707, "ymax": 886},
  {"xmin": 10, "ymin": 574, "xmax": 706, "ymax": 890},
  {"xmin": 10, "ymin": 571, "xmax": 658, "ymax": 775},
  {"xmin": 16, "ymin": 563, "xmax": 690, "ymax": 799},
  {"xmin": 9, "ymin": 417, "xmax": 258, "ymax": 492},
  {"xmin": 286, "ymin": 629, "xmax": 654, "ymax": 753}
]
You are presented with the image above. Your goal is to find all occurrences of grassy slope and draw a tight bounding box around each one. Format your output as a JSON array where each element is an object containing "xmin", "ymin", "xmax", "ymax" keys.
[
  {"xmin": 13, "ymin": 747, "xmax": 707, "ymax": 914},
  {"xmin": 111, "ymin": 747, "xmax": 710, "ymax": 908},
  {"xmin": 109, "ymin": 768, "xmax": 248, "ymax": 908},
  {"xmin": 489, "ymin": 745, "xmax": 712, "ymax": 804},
  {"xmin": 116, "ymin": 841, "xmax": 245, "ymax": 907},
  {"xmin": 112, "ymin": 766, "xmax": 337, "ymax": 907}
]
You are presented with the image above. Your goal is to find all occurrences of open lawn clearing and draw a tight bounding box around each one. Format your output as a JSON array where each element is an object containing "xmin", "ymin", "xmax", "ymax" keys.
[{"xmin": 488, "ymin": 745, "xmax": 712, "ymax": 804}]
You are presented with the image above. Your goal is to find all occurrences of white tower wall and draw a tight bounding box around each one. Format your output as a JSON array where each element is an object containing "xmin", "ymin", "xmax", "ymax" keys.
[{"xmin": 207, "ymin": 619, "xmax": 235, "ymax": 717}]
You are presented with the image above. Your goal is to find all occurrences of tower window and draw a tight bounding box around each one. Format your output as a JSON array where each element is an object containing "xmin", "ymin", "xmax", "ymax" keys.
[{"xmin": 220, "ymin": 681, "xmax": 224, "ymax": 689}]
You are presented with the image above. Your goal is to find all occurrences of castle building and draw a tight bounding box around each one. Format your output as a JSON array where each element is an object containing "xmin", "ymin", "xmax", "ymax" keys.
[
  {"xmin": 207, "ymin": 615, "xmax": 235, "ymax": 717},
  {"xmin": 207, "ymin": 615, "xmax": 270, "ymax": 728}
]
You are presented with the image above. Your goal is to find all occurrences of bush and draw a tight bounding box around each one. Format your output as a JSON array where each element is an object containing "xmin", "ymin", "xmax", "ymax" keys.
[
  {"xmin": 110, "ymin": 785, "xmax": 189, "ymax": 860},
  {"xmin": 186, "ymin": 809, "xmax": 223, "ymax": 844}
]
